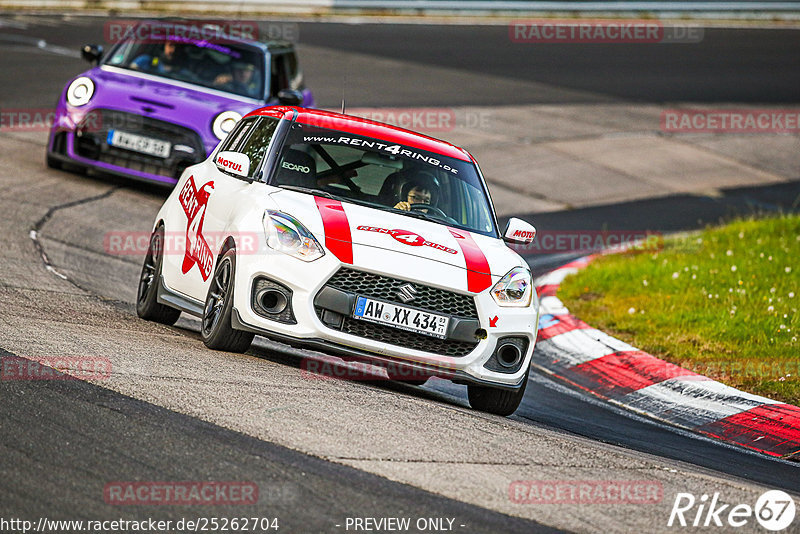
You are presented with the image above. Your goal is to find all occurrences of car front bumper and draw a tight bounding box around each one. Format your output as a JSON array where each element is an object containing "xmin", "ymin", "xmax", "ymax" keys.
[
  {"xmin": 230, "ymin": 247, "xmax": 539, "ymax": 388},
  {"xmin": 47, "ymin": 106, "xmax": 212, "ymax": 187}
]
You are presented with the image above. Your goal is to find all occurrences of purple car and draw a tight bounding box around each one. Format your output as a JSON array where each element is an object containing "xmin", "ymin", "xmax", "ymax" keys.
[{"xmin": 46, "ymin": 20, "xmax": 314, "ymax": 187}]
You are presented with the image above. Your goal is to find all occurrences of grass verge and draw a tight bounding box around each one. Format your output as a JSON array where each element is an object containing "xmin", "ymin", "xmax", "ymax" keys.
[{"xmin": 558, "ymin": 215, "xmax": 800, "ymax": 405}]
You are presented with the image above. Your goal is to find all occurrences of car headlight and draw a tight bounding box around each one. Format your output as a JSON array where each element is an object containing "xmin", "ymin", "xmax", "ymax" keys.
[
  {"xmin": 263, "ymin": 210, "xmax": 324, "ymax": 262},
  {"xmin": 212, "ymin": 111, "xmax": 242, "ymax": 141},
  {"xmin": 491, "ymin": 266, "xmax": 533, "ymax": 307},
  {"xmin": 66, "ymin": 76, "xmax": 94, "ymax": 107}
]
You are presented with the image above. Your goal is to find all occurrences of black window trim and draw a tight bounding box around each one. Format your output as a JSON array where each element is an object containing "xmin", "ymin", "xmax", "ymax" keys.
[{"xmin": 215, "ymin": 115, "xmax": 283, "ymax": 182}]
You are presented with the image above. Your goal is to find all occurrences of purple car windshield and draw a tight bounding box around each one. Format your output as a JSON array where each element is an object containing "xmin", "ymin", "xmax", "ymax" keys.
[{"xmin": 105, "ymin": 35, "xmax": 264, "ymax": 99}]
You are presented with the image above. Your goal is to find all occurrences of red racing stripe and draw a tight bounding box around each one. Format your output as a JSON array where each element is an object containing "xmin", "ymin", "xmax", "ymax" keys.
[
  {"xmin": 563, "ymin": 350, "xmax": 700, "ymax": 398},
  {"xmin": 314, "ymin": 197, "xmax": 353, "ymax": 264},
  {"xmin": 448, "ymin": 228, "xmax": 492, "ymax": 293},
  {"xmin": 697, "ymin": 403, "xmax": 800, "ymax": 458}
]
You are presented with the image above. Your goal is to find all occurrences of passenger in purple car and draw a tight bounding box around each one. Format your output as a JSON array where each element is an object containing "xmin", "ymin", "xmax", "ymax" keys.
[{"xmin": 213, "ymin": 61, "xmax": 259, "ymax": 99}]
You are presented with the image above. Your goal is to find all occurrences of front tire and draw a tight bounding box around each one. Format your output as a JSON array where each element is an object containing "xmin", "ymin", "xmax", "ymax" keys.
[
  {"xmin": 201, "ymin": 249, "xmax": 254, "ymax": 353},
  {"xmin": 46, "ymin": 152, "xmax": 63, "ymax": 170},
  {"xmin": 136, "ymin": 227, "xmax": 181, "ymax": 325},
  {"xmin": 467, "ymin": 370, "xmax": 529, "ymax": 416}
]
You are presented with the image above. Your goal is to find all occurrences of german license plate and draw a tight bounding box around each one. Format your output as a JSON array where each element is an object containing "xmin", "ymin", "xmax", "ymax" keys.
[
  {"xmin": 107, "ymin": 130, "xmax": 171, "ymax": 158},
  {"xmin": 353, "ymin": 296, "xmax": 449, "ymax": 339}
]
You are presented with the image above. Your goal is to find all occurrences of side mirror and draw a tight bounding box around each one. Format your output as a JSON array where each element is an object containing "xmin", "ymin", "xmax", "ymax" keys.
[
  {"xmin": 81, "ymin": 44, "xmax": 103, "ymax": 65},
  {"xmin": 277, "ymin": 89, "xmax": 304, "ymax": 106},
  {"xmin": 215, "ymin": 151, "xmax": 251, "ymax": 178},
  {"xmin": 503, "ymin": 218, "xmax": 536, "ymax": 245}
]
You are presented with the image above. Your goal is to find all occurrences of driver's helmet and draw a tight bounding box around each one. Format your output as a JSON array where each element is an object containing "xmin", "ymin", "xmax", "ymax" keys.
[{"xmin": 400, "ymin": 171, "xmax": 439, "ymax": 206}]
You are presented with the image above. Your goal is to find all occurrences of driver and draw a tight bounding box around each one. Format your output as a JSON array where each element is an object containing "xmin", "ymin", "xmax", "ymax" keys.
[
  {"xmin": 394, "ymin": 172, "xmax": 439, "ymax": 212},
  {"xmin": 130, "ymin": 39, "xmax": 191, "ymax": 76}
]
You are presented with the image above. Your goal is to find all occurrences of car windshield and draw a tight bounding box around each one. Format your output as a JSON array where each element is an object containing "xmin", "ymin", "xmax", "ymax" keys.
[
  {"xmin": 272, "ymin": 122, "xmax": 497, "ymax": 236},
  {"xmin": 104, "ymin": 31, "xmax": 265, "ymax": 99}
]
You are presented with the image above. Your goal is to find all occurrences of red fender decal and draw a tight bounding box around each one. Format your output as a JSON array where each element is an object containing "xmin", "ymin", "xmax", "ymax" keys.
[
  {"xmin": 315, "ymin": 197, "xmax": 353, "ymax": 264},
  {"xmin": 448, "ymin": 228, "xmax": 492, "ymax": 293},
  {"xmin": 178, "ymin": 176, "xmax": 215, "ymax": 281}
]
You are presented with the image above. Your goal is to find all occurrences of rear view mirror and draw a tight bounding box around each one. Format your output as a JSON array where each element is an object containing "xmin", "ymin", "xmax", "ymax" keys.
[
  {"xmin": 361, "ymin": 152, "xmax": 403, "ymax": 169},
  {"xmin": 503, "ymin": 218, "xmax": 536, "ymax": 245},
  {"xmin": 277, "ymin": 89, "xmax": 304, "ymax": 106},
  {"xmin": 81, "ymin": 44, "xmax": 103, "ymax": 64},
  {"xmin": 215, "ymin": 151, "xmax": 251, "ymax": 178}
]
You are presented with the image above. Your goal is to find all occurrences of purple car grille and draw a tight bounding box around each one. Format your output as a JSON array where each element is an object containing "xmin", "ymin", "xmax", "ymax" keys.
[{"xmin": 75, "ymin": 108, "xmax": 205, "ymax": 179}]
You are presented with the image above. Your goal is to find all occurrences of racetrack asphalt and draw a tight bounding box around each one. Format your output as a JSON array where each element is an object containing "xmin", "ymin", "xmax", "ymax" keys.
[{"xmin": 1, "ymin": 14, "xmax": 799, "ymax": 533}]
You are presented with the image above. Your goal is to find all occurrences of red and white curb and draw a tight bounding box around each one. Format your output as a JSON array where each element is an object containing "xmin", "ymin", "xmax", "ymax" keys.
[{"xmin": 533, "ymin": 257, "xmax": 800, "ymax": 460}]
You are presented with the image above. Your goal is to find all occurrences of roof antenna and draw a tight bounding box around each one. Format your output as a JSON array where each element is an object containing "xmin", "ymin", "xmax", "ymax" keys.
[{"xmin": 340, "ymin": 74, "xmax": 346, "ymax": 114}]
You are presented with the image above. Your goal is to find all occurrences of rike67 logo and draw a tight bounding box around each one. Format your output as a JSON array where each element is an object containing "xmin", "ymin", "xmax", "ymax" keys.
[
  {"xmin": 668, "ymin": 490, "xmax": 796, "ymax": 531},
  {"xmin": 178, "ymin": 176, "xmax": 215, "ymax": 281}
]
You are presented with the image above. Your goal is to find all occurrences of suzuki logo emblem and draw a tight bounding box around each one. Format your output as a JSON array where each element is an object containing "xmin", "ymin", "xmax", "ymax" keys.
[{"xmin": 396, "ymin": 283, "xmax": 419, "ymax": 303}]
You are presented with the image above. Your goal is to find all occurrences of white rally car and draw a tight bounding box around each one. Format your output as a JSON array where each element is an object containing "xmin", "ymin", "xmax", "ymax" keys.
[{"xmin": 136, "ymin": 106, "xmax": 539, "ymax": 415}]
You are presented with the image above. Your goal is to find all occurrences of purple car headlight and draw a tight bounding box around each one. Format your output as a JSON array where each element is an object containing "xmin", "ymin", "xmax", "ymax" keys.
[
  {"xmin": 212, "ymin": 111, "xmax": 242, "ymax": 141},
  {"xmin": 66, "ymin": 76, "xmax": 94, "ymax": 107}
]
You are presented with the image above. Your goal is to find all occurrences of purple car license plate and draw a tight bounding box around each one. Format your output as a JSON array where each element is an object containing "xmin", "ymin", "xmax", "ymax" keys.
[{"xmin": 108, "ymin": 130, "xmax": 171, "ymax": 158}]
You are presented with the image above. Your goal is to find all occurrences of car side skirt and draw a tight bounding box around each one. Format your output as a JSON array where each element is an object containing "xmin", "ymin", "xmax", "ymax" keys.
[{"xmin": 157, "ymin": 275, "xmax": 204, "ymax": 316}]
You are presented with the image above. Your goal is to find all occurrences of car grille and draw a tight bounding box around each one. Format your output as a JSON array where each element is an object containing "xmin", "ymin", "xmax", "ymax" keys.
[
  {"xmin": 316, "ymin": 268, "xmax": 480, "ymax": 357},
  {"xmin": 337, "ymin": 317, "xmax": 479, "ymax": 357},
  {"xmin": 75, "ymin": 109, "xmax": 205, "ymax": 178},
  {"xmin": 325, "ymin": 268, "xmax": 478, "ymax": 319}
]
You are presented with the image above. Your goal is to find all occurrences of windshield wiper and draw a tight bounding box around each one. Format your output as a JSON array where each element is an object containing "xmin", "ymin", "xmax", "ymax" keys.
[
  {"xmin": 384, "ymin": 207, "xmax": 441, "ymax": 223},
  {"xmin": 278, "ymin": 185, "xmax": 336, "ymax": 200},
  {"xmin": 278, "ymin": 188, "xmax": 443, "ymax": 224}
]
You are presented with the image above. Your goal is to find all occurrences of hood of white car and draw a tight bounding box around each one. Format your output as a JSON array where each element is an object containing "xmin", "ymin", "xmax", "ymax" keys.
[{"xmin": 269, "ymin": 190, "xmax": 525, "ymax": 291}]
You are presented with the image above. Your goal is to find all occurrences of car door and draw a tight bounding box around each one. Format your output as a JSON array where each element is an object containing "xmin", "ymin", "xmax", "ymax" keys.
[{"xmin": 167, "ymin": 113, "xmax": 283, "ymax": 301}]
